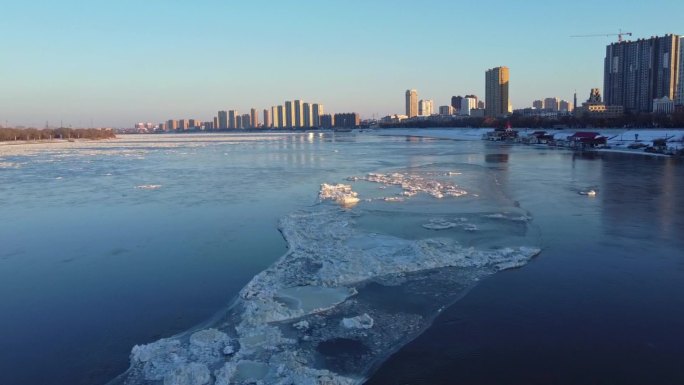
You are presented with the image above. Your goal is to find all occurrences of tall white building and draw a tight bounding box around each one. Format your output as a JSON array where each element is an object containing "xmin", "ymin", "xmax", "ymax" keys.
[
  {"xmin": 418, "ymin": 99, "xmax": 434, "ymax": 116},
  {"xmin": 460, "ymin": 96, "xmax": 478, "ymax": 115}
]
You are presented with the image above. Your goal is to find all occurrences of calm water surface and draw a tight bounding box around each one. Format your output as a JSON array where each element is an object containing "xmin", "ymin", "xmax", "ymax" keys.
[{"xmin": 0, "ymin": 132, "xmax": 682, "ymax": 384}]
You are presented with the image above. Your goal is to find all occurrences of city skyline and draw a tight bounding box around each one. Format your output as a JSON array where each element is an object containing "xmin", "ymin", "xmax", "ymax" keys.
[{"xmin": 1, "ymin": 1, "xmax": 684, "ymax": 127}]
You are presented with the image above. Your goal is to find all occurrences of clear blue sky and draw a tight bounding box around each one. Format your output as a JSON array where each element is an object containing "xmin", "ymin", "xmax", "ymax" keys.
[{"xmin": 1, "ymin": 0, "xmax": 682, "ymax": 127}]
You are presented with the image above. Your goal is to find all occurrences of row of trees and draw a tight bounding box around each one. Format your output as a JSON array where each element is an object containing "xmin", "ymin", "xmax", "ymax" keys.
[
  {"xmin": 0, "ymin": 127, "xmax": 116, "ymax": 142},
  {"xmin": 379, "ymin": 111, "xmax": 684, "ymax": 130}
]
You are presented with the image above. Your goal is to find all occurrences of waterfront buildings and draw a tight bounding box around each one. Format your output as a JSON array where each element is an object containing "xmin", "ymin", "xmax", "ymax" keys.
[
  {"xmin": 604, "ymin": 34, "xmax": 681, "ymax": 113},
  {"xmin": 157, "ymin": 99, "xmax": 325, "ymax": 131},
  {"xmin": 532, "ymin": 100, "xmax": 543, "ymax": 109},
  {"xmin": 485, "ymin": 66, "xmax": 510, "ymax": 117},
  {"xmin": 406, "ymin": 89, "xmax": 418, "ymax": 118}
]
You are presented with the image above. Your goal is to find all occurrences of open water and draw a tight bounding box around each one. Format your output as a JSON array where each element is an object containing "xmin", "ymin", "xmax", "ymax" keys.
[{"xmin": 0, "ymin": 131, "xmax": 682, "ymax": 384}]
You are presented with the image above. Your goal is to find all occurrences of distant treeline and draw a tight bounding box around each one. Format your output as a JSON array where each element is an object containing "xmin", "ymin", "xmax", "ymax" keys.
[
  {"xmin": 380, "ymin": 111, "xmax": 684, "ymax": 130},
  {"xmin": 0, "ymin": 127, "xmax": 116, "ymax": 142}
]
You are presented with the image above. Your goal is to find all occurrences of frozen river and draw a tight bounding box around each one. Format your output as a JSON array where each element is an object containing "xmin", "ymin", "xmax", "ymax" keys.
[{"xmin": 0, "ymin": 131, "xmax": 682, "ymax": 384}]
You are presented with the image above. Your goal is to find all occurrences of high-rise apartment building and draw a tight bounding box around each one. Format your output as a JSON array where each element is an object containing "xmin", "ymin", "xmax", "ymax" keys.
[
  {"xmin": 277, "ymin": 105, "xmax": 285, "ymax": 128},
  {"xmin": 294, "ymin": 100, "xmax": 303, "ymax": 128},
  {"xmin": 228, "ymin": 110, "xmax": 238, "ymax": 129},
  {"xmin": 167, "ymin": 119, "xmax": 178, "ymax": 131},
  {"xmin": 271, "ymin": 106, "xmax": 280, "ymax": 128},
  {"xmin": 218, "ymin": 111, "xmax": 228, "ymax": 129},
  {"xmin": 405, "ymin": 89, "xmax": 418, "ymax": 118},
  {"xmin": 451, "ymin": 96, "xmax": 463, "ymax": 113},
  {"xmin": 285, "ymin": 101, "xmax": 294, "ymax": 128},
  {"xmin": 303, "ymin": 103, "xmax": 312, "ymax": 127},
  {"xmin": 312, "ymin": 104, "xmax": 323, "ymax": 127},
  {"xmin": 241, "ymin": 114, "xmax": 251, "ymax": 129},
  {"xmin": 485, "ymin": 66, "xmax": 510, "ymax": 117},
  {"xmin": 250, "ymin": 109, "xmax": 258, "ymax": 128},
  {"xmin": 263, "ymin": 109, "xmax": 271, "ymax": 128},
  {"xmin": 532, "ymin": 100, "xmax": 543, "ymax": 109},
  {"xmin": 604, "ymin": 34, "xmax": 681, "ymax": 112}
]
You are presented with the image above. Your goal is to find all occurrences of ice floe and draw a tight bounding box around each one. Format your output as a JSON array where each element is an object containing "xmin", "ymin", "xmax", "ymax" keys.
[
  {"xmin": 319, "ymin": 183, "xmax": 360, "ymax": 207},
  {"xmin": 0, "ymin": 161, "xmax": 20, "ymax": 169},
  {"xmin": 116, "ymin": 201, "xmax": 539, "ymax": 385},
  {"xmin": 136, "ymin": 184, "xmax": 162, "ymax": 190},
  {"xmin": 483, "ymin": 212, "xmax": 532, "ymax": 222}
]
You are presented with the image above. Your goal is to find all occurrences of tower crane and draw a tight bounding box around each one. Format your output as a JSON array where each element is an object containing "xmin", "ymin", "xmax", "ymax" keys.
[{"xmin": 570, "ymin": 29, "xmax": 633, "ymax": 42}]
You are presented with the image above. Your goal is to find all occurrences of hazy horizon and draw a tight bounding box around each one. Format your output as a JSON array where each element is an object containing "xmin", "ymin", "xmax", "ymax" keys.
[{"xmin": 1, "ymin": 0, "xmax": 683, "ymax": 128}]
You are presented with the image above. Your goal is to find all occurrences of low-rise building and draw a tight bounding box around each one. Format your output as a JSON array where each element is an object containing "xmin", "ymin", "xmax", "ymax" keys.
[{"xmin": 653, "ymin": 97, "xmax": 676, "ymax": 114}]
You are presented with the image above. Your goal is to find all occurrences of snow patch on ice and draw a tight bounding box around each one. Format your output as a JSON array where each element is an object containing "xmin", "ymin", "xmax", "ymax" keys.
[
  {"xmin": 341, "ymin": 314, "xmax": 374, "ymax": 329},
  {"xmin": 483, "ymin": 212, "xmax": 532, "ymax": 222},
  {"xmin": 358, "ymin": 172, "xmax": 467, "ymax": 199}
]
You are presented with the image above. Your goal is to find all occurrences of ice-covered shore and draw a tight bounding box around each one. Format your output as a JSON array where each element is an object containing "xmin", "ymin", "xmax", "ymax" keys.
[{"xmin": 114, "ymin": 182, "xmax": 539, "ymax": 385}]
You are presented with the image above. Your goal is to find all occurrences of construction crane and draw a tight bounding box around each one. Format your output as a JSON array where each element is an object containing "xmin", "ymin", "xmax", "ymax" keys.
[{"xmin": 570, "ymin": 29, "xmax": 633, "ymax": 42}]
